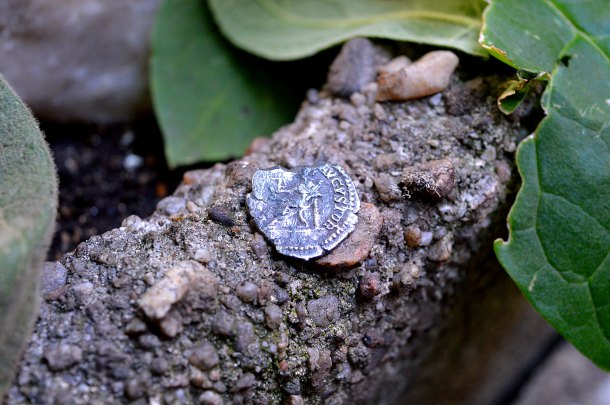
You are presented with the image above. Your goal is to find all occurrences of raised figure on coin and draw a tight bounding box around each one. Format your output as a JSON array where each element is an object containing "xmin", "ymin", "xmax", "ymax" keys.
[{"xmin": 247, "ymin": 163, "xmax": 360, "ymax": 260}]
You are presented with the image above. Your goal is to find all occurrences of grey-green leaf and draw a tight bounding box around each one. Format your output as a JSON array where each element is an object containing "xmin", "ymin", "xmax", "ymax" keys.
[
  {"xmin": 151, "ymin": 0, "xmax": 310, "ymax": 167},
  {"xmin": 483, "ymin": 0, "xmax": 610, "ymax": 369},
  {"xmin": 208, "ymin": 0, "xmax": 487, "ymax": 61},
  {"xmin": 0, "ymin": 75, "xmax": 58, "ymax": 396}
]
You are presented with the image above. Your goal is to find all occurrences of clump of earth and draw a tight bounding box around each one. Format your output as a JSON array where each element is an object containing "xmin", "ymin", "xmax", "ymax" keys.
[{"xmin": 8, "ymin": 42, "xmax": 535, "ymax": 404}]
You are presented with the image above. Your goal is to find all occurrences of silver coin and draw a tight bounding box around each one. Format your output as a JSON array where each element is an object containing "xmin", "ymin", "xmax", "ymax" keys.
[{"xmin": 247, "ymin": 163, "xmax": 360, "ymax": 260}]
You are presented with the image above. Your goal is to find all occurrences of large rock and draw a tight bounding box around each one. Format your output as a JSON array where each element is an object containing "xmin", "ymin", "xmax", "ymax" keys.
[
  {"xmin": 0, "ymin": 0, "xmax": 159, "ymax": 123},
  {"xmin": 8, "ymin": 67, "xmax": 552, "ymax": 403}
]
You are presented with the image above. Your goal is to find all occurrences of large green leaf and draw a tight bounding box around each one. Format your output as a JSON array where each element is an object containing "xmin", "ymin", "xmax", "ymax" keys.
[
  {"xmin": 151, "ymin": 0, "xmax": 309, "ymax": 167},
  {"xmin": 208, "ymin": 0, "xmax": 487, "ymax": 61},
  {"xmin": 483, "ymin": 0, "xmax": 610, "ymax": 369},
  {"xmin": 0, "ymin": 76, "xmax": 58, "ymax": 396}
]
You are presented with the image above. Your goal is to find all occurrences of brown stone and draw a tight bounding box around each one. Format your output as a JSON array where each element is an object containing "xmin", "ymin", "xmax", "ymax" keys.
[
  {"xmin": 315, "ymin": 203, "xmax": 382, "ymax": 269},
  {"xmin": 400, "ymin": 158, "xmax": 456, "ymax": 201}
]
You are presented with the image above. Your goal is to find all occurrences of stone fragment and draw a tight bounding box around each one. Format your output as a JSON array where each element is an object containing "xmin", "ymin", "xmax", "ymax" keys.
[
  {"xmin": 208, "ymin": 205, "xmax": 235, "ymax": 227},
  {"xmin": 327, "ymin": 38, "xmax": 381, "ymax": 98},
  {"xmin": 404, "ymin": 225, "xmax": 433, "ymax": 247},
  {"xmin": 212, "ymin": 311, "xmax": 235, "ymax": 337},
  {"xmin": 374, "ymin": 173, "xmax": 402, "ymax": 202},
  {"xmin": 236, "ymin": 281, "xmax": 258, "ymax": 303},
  {"xmin": 315, "ymin": 203, "xmax": 383, "ymax": 269},
  {"xmin": 249, "ymin": 233, "xmax": 268, "ymax": 259},
  {"xmin": 199, "ymin": 390, "xmax": 224, "ymax": 405},
  {"xmin": 264, "ymin": 304, "xmax": 283, "ymax": 330},
  {"xmin": 310, "ymin": 349, "xmax": 333, "ymax": 392},
  {"xmin": 307, "ymin": 296, "xmax": 340, "ymax": 327},
  {"xmin": 188, "ymin": 341, "xmax": 220, "ymax": 370},
  {"xmin": 139, "ymin": 260, "xmax": 217, "ymax": 320},
  {"xmin": 159, "ymin": 310, "xmax": 183, "ymax": 338},
  {"xmin": 44, "ymin": 344, "xmax": 82, "ymax": 371},
  {"xmin": 404, "ymin": 225, "xmax": 423, "ymax": 248},
  {"xmin": 157, "ymin": 196, "xmax": 187, "ymax": 216},
  {"xmin": 257, "ymin": 280, "xmax": 274, "ymax": 306},
  {"xmin": 124, "ymin": 318, "xmax": 148, "ymax": 335},
  {"xmin": 138, "ymin": 334, "xmax": 161, "ymax": 350},
  {"xmin": 376, "ymin": 51, "xmax": 459, "ymax": 101},
  {"xmin": 124, "ymin": 376, "xmax": 146, "ymax": 400},
  {"xmin": 358, "ymin": 272, "xmax": 382, "ymax": 300},
  {"xmin": 348, "ymin": 343, "xmax": 370, "ymax": 367},
  {"xmin": 235, "ymin": 322, "xmax": 255, "ymax": 352},
  {"xmin": 286, "ymin": 395, "xmax": 305, "ymax": 405},
  {"xmin": 427, "ymin": 236, "xmax": 453, "ymax": 262},
  {"xmin": 150, "ymin": 357, "xmax": 169, "ymax": 375},
  {"xmin": 194, "ymin": 246, "xmax": 214, "ymax": 264},
  {"xmin": 40, "ymin": 261, "xmax": 68, "ymax": 296},
  {"xmin": 400, "ymin": 159, "xmax": 456, "ymax": 201},
  {"xmin": 233, "ymin": 372, "xmax": 256, "ymax": 391}
]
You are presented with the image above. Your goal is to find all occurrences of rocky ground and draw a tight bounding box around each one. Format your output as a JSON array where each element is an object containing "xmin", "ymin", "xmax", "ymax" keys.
[
  {"xmin": 8, "ymin": 48, "xmax": 549, "ymax": 404},
  {"xmin": 44, "ymin": 121, "xmax": 185, "ymax": 261}
]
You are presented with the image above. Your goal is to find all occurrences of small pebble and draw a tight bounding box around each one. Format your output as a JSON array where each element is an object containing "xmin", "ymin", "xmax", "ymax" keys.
[
  {"xmin": 44, "ymin": 344, "xmax": 82, "ymax": 371},
  {"xmin": 374, "ymin": 174, "xmax": 402, "ymax": 202},
  {"xmin": 159, "ymin": 310, "xmax": 183, "ymax": 338},
  {"xmin": 307, "ymin": 296, "xmax": 340, "ymax": 327},
  {"xmin": 212, "ymin": 311, "xmax": 235, "ymax": 337},
  {"xmin": 194, "ymin": 247, "xmax": 214, "ymax": 264},
  {"xmin": 139, "ymin": 260, "xmax": 217, "ymax": 320},
  {"xmin": 256, "ymin": 280, "xmax": 273, "ymax": 306},
  {"xmin": 157, "ymin": 196, "xmax": 186, "ymax": 216},
  {"xmin": 188, "ymin": 341, "xmax": 220, "ymax": 370},
  {"xmin": 327, "ymin": 38, "xmax": 379, "ymax": 98},
  {"xmin": 373, "ymin": 103, "xmax": 387, "ymax": 121},
  {"xmin": 143, "ymin": 272, "xmax": 155, "ymax": 286},
  {"xmin": 306, "ymin": 88, "xmax": 320, "ymax": 104},
  {"xmin": 376, "ymin": 51, "xmax": 459, "ymax": 101},
  {"xmin": 235, "ymin": 322, "xmax": 255, "ymax": 352},
  {"xmin": 400, "ymin": 158, "xmax": 456, "ymax": 201},
  {"xmin": 124, "ymin": 318, "xmax": 148, "ymax": 335},
  {"xmin": 199, "ymin": 390, "xmax": 224, "ymax": 405},
  {"xmin": 40, "ymin": 261, "xmax": 68, "ymax": 296},
  {"xmin": 358, "ymin": 272, "xmax": 381, "ymax": 300},
  {"xmin": 350, "ymin": 92, "xmax": 366, "ymax": 106},
  {"xmin": 286, "ymin": 395, "xmax": 305, "ymax": 405},
  {"xmin": 233, "ymin": 372, "xmax": 256, "ymax": 391},
  {"xmin": 404, "ymin": 225, "xmax": 423, "ymax": 247},
  {"xmin": 138, "ymin": 334, "xmax": 161, "ymax": 350},
  {"xmin": 250, "ymin": 233, "xmax": 268, "ymax": 259},
  {"xmin": 494, "ymin": 160, "xmax": 512, "ymax": 183},
  {"xmin": 185, "ymin": 200, "xmax": 199, "ymax": 213},
  {"xmin": 427, "ymin": 236, "xmax": 453, "ymax": 262},
  {"xmin": 150, "ymin": 357, "xmax": 169, "ymax": 375},
  {"xmin": 208, "ymin": 205, "xmax": 235, "ymax": 226},
  {"xmin": 236, "ymin": 281, "xmax": 258, "ymax": 303},
  {"xmin": 124, "ymin": 377, "xmax": 145, "ymax": 400},
  {"xmin": 264, "ymin": 304, "xmax": 283, "ymax": 330}
]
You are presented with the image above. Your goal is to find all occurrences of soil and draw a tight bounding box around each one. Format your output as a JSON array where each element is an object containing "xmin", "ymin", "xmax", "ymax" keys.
[{"xmin": 44, "ymin": 120, "xmax": 187, "ymax": 261}]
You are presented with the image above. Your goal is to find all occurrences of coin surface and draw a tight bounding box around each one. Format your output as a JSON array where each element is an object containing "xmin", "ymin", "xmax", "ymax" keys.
[{"xmin": 247, "ymin": 163, "xmax": 360, "ymax": 260}]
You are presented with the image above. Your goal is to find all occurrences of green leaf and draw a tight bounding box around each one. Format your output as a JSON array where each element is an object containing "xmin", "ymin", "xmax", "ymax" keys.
[
  {"xmin": 0, "ymin": 75, "xmax": 58, "ymax": 396},
  {"xmin": 483, "ymin": 0, "xmax": 610, "ymax": 369},
  {"xmin": 151, "ymin": 0, "xmax": 308, "ymax": 167},
  {"xmin": 208, "ymin": 0, "xmax": 487, "ymax": 61},
  {"xmin": 497, "ymin": 79, "xmax": 531, "ymax": 114}
]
